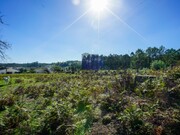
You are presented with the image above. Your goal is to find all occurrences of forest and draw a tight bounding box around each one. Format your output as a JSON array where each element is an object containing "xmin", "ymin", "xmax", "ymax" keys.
[{"xmin": 103, "ymin": 46, "xmax": 180, "ymax": 70}]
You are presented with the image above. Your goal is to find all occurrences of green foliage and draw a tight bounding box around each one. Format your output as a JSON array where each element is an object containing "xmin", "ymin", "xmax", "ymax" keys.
[
  {"xmin": 151, "ymin": 60, "xmax": 166, "ymax": 70},
  {"xmin": 163, "ymin": 48, "xmax": 179, "ymax": 67},
  {"xmin": 102, "ymin": 114, "xmax": 111, "ymax": 125},
  {"xmin": 102, "ymin": 46, "xmax": 179, "ymax": 70},
  {"xmin": 117, "ymin": 103, "xmax": 154, "ymax": 135},
  {"xmin": 0, "ymin": 69, "xmax": 179, "ymax": 134},
  {"xmin": 29, "ymin": 68, "xmax": 36, "ymax": 73},
  {"xmin": 40, "ymin": 102, "xmax": 72, "ymax": 134},
  {"xmin": 131, "ymin": 49, "xmax": 149, "ymax": 70},
  {"xmin": 103, "ymin": 54, "xmax": 131, "ymax": 70},
  {"xmin": 52, "ymin": 65, "xmax": 63, "ymax": 73}
]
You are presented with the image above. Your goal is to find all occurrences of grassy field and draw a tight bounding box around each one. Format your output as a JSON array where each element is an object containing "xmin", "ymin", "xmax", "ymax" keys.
[{"xmin": 0, "ymin": 68, "xmax": 180, "ymax": 135}]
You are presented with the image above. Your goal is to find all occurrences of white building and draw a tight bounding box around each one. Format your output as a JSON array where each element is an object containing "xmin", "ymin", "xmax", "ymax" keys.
[{"xmin": 0, "ymin": 67, "xmax": 20, "ymax": 74}]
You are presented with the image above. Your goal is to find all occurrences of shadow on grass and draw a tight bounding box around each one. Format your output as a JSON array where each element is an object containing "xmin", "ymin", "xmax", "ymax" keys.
[{"xmin": 0, "ymin": 84, "xmax": 5, "ymax": 87}]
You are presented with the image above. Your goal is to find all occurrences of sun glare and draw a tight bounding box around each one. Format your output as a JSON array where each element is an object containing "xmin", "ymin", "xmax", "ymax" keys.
[{"xmin": 90, "ymin": 0, "xmax": 108, "ymax": 14}]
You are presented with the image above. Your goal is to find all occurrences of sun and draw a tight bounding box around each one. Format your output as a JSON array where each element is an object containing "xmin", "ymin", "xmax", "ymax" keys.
[{"xmin": 90, "ymin": 0, "xmax": 109, "ymax": 14}]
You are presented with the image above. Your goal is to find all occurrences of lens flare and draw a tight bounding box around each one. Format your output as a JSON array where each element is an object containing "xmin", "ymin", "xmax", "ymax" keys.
[{"xmin": 90, "ymin": 0, "xmax": 108, "ymax": 13}]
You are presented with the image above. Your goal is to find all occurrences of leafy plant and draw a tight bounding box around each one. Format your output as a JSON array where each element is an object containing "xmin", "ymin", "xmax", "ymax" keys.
[{"xmin": 151, "ymin": 60, "xmax": 166, "ymax": 70}]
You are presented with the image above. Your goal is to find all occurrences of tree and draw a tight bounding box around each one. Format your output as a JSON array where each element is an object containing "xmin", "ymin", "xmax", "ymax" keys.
[
  {"xmin": 122, "ymin": 54, "xmax": 131, "ymax": 69},
  {"xmin": 163, "ymin": 49, "xmax": 179, "ymax": 67},
  {"xmin": 51, "ymin": 65, "xmax": 63, "ymax": 73},
  {"xmin": 0, "ymin": 40, "xmax": 10, "ymax": 60},
  {"xmin": 146, "ymin": 47, "xmax": 159, "ymax": 60},
  {"xmin": 131, "ymin": 49, "xmax": 149, "ymax": 71},
  {"xmin": 151, "ymin": 60, "xmax": 166, "ymax": 70},
  {"xmin": 0, "ymin": 13, "xmax": 11, "ymax": 60},
  {"xmin": 82, "ymin": 54, "xmax": 103, "ymax": 70},
  {"xmin": 145, "ymin": 46, "xmax": 166, "ymax": 68}
]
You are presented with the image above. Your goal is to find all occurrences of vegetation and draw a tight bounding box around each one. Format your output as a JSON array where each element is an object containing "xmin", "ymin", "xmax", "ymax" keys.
[
  {"xmin": 103, "ymin": 46, "xmax": 180, "ymax": 70},
  {"xmin": 151, "ymin": 60, "xmax": 166, "ymax": 70},
  {"xmin": 0, "ymin": 67, "xmax": 179, "ymax": 134},
  {"xmin": 0, "ymin": 3, "xmax": 179, "ymax": 135},
  {"xmin": 1, "ymin": 46, "xmax": 179, "ymax": 72}
]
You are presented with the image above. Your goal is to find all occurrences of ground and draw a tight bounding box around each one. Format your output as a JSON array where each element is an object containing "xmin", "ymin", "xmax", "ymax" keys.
[{"xmin": 0, "ymin": 68, "xmax": 179, "ymax": 135}]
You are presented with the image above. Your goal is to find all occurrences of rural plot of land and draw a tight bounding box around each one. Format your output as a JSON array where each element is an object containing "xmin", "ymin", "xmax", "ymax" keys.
[{"xmin": 0, "ymin": 68, "xmax": 179, "ymax": 134}]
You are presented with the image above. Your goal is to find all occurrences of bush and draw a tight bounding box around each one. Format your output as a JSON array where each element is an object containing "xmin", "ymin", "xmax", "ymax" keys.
[
  {"xmin": 51, "ymin": 65, "xmax": 63, "ymax": 73},
  {"xmin": 151, "ymin": 60, "xmax": 166, "ymax": 70}
]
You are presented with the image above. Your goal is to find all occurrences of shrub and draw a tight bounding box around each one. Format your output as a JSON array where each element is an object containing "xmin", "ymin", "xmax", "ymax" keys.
[
  {"xmin": 151, "ymin": 60, "xmax": 166, "ymax": 70},
  {"xmin": 14, "ymin": 78, "xmax": 23, "ymax": 83}
]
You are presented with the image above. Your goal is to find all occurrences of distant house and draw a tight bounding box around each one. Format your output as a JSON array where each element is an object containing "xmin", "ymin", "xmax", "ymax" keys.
[
  {"xmin": 0, "ymin": 67, "xmax": 20, "ymax": 74},
  {"xmin": 82, "ymin": 53, "xmax": 103, "ymax": 70},
  {"xmin": 0, "ymin": 69, "xmax": 6, "ymax": 74}
]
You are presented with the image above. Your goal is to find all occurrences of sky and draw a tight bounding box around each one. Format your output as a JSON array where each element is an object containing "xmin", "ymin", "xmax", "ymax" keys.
[{"xmin": 0, "ymin": 0, "xmax": 180, "ymax": 63}]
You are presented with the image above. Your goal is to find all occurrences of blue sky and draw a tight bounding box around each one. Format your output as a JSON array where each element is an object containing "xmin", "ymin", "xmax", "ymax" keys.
[{"xmin": 0, "ymin": 0, "xmax": 180, "ymax": 63}]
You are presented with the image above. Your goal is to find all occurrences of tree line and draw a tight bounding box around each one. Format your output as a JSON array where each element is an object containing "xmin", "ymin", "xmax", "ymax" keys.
[
  {"xmin": 103, "ymin": 46, "xmax": 180, "ymax": 70},
  {"xmin": 1, "ymin": 46, "xmax": 179, "ymax": 72}
]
